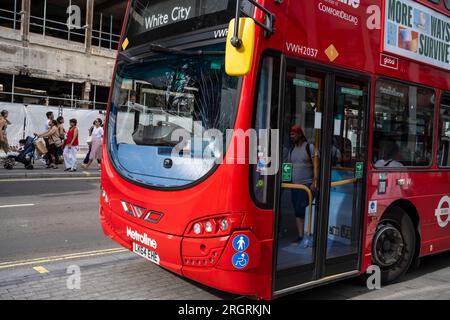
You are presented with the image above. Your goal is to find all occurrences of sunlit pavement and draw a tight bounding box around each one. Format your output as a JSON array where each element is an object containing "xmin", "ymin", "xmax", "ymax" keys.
[
  {"xmin": 0, "ymin": 250, "xmax": 235, "ymax": 300},
  {"xmin": 1, "ymin": 179, "xmax": 450, "ymax": 300},
  {"xmin": 287, "ymin": 251, "xmax": 450, "ymax": 300},
  {"xmin": 1, "ymin": 247, "xmax": 450, "ymax": 300},
  {"xmin": 0, "ymin": 155, "xmax": 101, "ymax": 180}
]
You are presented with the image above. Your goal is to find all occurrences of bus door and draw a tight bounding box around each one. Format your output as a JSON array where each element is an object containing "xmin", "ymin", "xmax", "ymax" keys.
[{"xmin": 273, "ymin": 58, "xmax": 369, "ymax": 295}]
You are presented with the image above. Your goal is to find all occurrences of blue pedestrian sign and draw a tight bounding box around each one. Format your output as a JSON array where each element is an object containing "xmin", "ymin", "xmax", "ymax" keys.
[
  {"xmin": 232, "ymin": 252, "xmax": 249, "ymax": 269},
  {"xmin": 232, "ymin": 235, "xmax": 249, "ymax": 252}
]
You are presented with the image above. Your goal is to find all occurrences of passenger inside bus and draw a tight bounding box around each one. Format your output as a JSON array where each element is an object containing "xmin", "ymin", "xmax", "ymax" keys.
[
  {"xmin": 285, "ymin": 124, "xmax": 319, "ymax": 245},
  {"xmin": 331, "ymin": 136, "xmax": 344, "ymax": 167},
  {"xmin": 374, "ymin": 141, "xmax": 404, "ymax": 168}
]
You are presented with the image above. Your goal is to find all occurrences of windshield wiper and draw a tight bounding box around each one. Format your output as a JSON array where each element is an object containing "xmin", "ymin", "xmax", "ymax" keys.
[
  {"xmin": 118, "ymin": 51, "xmax": 136, "ymax": 64},
  {"xmin": 148, "ymin": 44, "xmax": 224, "ymax": 56},
  {"xmin": 118, "ymin": 43, "xmax": 224, "ymax": 65}
]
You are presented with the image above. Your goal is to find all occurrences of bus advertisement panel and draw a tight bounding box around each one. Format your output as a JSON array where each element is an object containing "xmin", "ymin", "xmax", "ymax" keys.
[{"xmin": 382, "ymin": 0, "xmax": 450, "ymax": 71}]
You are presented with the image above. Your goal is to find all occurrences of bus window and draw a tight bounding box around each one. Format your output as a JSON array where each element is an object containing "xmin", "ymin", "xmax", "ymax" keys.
[
  {"xmin": 373, "ymin": 79, "xmax": 435, "ymax": 168},
  {"xmin": 251, "ymin": 55, "xmax": 281, "ymax": 208},
  {"xmin": 438, "ymin": 93, "xmax": 450, "ymax": 167}
]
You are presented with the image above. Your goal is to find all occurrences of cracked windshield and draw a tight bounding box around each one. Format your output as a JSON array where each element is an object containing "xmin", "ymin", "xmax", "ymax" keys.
[{"xmin": 108, "ymin": 43, "xmax": 240, "ymax": 188}]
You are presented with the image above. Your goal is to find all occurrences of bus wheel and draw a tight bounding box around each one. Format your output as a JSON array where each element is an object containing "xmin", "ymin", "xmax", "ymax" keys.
[{"xmin": 372, "ymin": 207, "xmax": 416, "ymax": 284}]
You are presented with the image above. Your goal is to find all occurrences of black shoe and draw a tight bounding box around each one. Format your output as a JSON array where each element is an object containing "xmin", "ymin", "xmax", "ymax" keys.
[
  {"xmin": 291, "ymin": 236, "xmax": 304, "ymax": 245},
  {"xmin": 64, "ymin": 168, "xmax": 71, "ymax": 171}
]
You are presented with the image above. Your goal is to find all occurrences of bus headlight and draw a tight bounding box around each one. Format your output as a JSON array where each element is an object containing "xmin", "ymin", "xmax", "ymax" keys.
[
  {"xmin": 204, "ymin": 221, "xmax": 214, "ymax": 233},
  {"xmin": 193, "ymin": 223, "xmax": 202, "ymax": 235},
  {"xmin": 185, "ymin": 214, "xmax": 243, "ymax": 238},
  {"xmin": 220, "ymin": 219, "xmax": 229, "ymax": 232}
]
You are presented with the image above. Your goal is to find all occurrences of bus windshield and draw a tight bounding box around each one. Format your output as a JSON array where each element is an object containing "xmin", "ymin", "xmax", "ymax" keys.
[{"xmin": 107, "ymin": 43, "xmax": 240, "ymax": 188}]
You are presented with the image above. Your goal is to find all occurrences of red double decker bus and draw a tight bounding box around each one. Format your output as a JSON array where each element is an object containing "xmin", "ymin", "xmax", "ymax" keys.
[{"xmin": 100, "ymin": 0, "xmax": 450, "ymax": 299}]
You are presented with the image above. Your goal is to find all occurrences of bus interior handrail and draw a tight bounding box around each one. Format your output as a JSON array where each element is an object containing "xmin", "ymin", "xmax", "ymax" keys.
[
  {"xmin": 281, "ymin": 178, "xmax": 357, "ymax": 237},
  {"xmin": 281, "ymin": 183, "xmax": 313, "ymax": 238}
]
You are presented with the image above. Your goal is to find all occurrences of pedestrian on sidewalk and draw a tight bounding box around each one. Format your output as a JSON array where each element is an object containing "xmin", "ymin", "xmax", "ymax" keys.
[
  {"xmin": 42, "ymin": 111, "xmax": 55, "ymax": 166},
  {"xmin": 56, "ymin": 116, "xmax": 66, "ymax": 164},
  {"xmin": 44, "ymin": 111, "xmax": 54, "ymax": 131},
  {"xmin": 35, "ymin": 120, "xmax": 62, "ymax": 169},
  {"xmin": 83, "ymin": 121, "xmax": 95, "ymax": 165},
  {"xmin": 63, "ymin": 119, "xmax": 79, "ymax": 172},
  {"xmin": 82, "ymin": 118, "xmax": 103, "ymax": 169},
  {"xmin": 0, "ymin": 110, "xmax": 11, "ymax": 154}
]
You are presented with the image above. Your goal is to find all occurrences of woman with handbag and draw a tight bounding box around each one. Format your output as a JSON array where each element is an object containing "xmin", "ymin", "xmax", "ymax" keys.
[
  {"xmin": 35, "ymin": 120, "xmax": 62, "ymax": 169},
  {"xmin": 56, "ymin": 116, "xmax": 66, "ymax": 164}
]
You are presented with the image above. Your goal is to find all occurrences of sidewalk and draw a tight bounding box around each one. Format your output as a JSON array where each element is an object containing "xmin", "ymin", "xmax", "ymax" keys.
[{"xmin": 0, "ymin": 154, "xmax": 101, "ymax": 179}]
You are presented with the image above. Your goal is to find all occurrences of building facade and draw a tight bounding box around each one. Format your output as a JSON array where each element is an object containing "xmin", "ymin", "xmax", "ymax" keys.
[{"xmin": 0, "ymin": 0, "xmax": 127, "ymax": 109}]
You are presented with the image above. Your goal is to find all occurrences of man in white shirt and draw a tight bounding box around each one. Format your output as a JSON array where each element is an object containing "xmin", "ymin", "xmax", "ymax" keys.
[{"xmin": 44, "ymin": 111, "xmax": 54, "ymax": 131}]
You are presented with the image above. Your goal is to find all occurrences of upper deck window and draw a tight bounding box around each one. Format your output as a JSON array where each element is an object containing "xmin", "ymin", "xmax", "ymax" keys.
[{"xmin": 373, "ymin": 79, "xmax": 435, "ymax": 168}]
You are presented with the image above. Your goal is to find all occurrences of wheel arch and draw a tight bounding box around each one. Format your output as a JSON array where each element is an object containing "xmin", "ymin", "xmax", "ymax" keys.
[{"xmin": 381, "ymin": 199, "xmax": 421, "ymax": 262}]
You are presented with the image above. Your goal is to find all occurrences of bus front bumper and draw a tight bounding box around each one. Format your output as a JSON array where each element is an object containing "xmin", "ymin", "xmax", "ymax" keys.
[
  {"xmin": 100, "ymin": 206, "xmax": 184, "ymax": 275},
  {"xmin": 100, "ymin": 205, "xmax": 269, "ymax": 298}
]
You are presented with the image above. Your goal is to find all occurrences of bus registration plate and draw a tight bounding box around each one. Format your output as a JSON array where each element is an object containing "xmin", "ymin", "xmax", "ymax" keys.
[{"xmin": 132, "ymin": 243, "xmax": 160, "ymax": 265}]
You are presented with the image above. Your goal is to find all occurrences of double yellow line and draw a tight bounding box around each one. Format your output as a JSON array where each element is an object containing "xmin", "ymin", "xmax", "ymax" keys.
[{"xmin": 0, "ymin": 248, "xmax": 128, "ymax": 270}]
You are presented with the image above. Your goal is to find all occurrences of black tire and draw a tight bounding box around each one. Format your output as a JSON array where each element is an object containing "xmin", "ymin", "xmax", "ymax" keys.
[
  {"xmin": 4, "ymin": 162, "xmax": 13, "ymax": 170},
  {"xmin": 372, "ymin": 206, "xmax": 416, "ymax": 284}
]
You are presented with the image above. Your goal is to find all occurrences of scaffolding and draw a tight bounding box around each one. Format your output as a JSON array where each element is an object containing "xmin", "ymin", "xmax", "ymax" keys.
[
  {"xmin": 1, "ymin": 74, "xmax": 108, "ymax": 110},
  {"xmin": 0, "ymin": 0, "xmax": 121, "ymax": 50}
]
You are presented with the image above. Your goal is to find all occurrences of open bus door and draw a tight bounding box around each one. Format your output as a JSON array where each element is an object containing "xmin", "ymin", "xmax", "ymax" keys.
[{"xmin": 272, "ymin": 57, "xmax": 370, "ymax": 296}]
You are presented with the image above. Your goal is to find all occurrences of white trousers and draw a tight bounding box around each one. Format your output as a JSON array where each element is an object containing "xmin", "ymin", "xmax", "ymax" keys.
[{"xmin": 63, "ymin": 146, "xmax": 78, "ymax": 170}]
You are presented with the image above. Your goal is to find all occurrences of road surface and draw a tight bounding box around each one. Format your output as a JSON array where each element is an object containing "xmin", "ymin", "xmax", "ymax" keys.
[{"xmin": 1, "ymin": 178, "xmax": 450, "ymax": 300}]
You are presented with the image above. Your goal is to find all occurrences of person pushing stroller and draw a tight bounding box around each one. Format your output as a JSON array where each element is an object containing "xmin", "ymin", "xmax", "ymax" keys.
[{"xmin": 3, "ymin": 136, "xmax": 36, "ymax": 170}]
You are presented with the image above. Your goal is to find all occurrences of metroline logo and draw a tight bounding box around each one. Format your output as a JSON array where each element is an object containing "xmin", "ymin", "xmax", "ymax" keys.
[{"xmin": 126, "ymin": 227, "xmax": 158, "ymax": 249}]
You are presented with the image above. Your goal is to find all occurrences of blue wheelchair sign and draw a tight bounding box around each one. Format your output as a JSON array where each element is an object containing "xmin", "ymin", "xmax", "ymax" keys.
[
  {"xmin": 232, "ymin": 235, "xmax": 249, "ymax": 252},
  {"xmin": 232, "ymin": 252, "xmax": 249, "ymax": 269}
]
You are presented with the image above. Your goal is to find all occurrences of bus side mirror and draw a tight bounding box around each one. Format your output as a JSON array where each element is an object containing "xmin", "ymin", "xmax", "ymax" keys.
[{"xmin": 225, "ymin": 18, "xmax": 255, "ymax": 76}]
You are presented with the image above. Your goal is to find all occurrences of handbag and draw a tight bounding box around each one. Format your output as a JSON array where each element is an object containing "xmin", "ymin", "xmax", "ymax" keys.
[
  {"xmin": 86, "ymin": 135, "xmax": 93, "ymax": 145},
  {"xmin": 54, "ymin": 138, "xmax": 63, "ymax": 148},
  {"xmin": 52, "ymin": 134, "xmax": 63, "ymax": 147},
  {"xmin": 35, "ymin": 139, "xmax": 48, "ymax": 155}
]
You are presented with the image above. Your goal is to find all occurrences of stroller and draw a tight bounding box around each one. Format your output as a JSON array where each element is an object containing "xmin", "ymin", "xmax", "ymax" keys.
[{"xmin": 3, "ymin": 136, "xmax": 37, "ymax": 170}]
